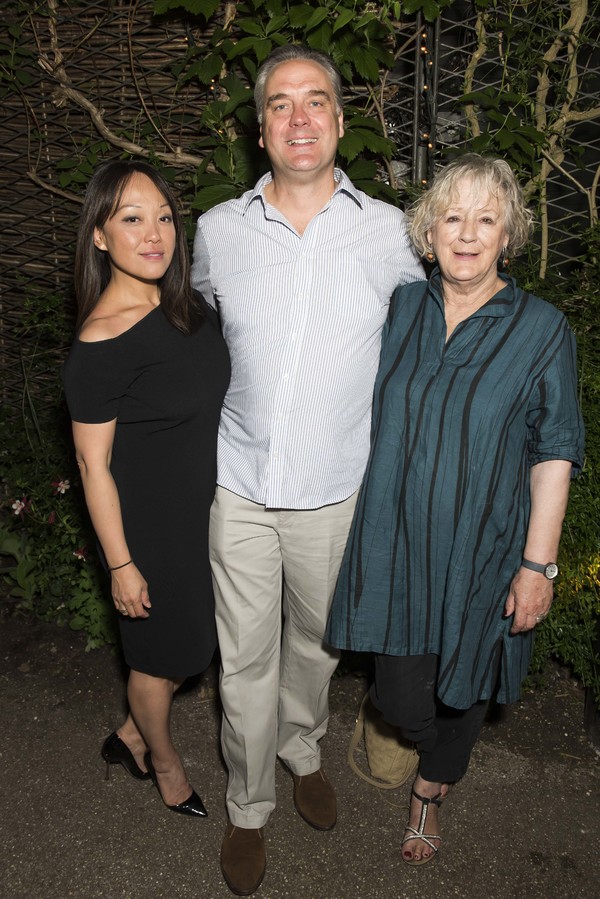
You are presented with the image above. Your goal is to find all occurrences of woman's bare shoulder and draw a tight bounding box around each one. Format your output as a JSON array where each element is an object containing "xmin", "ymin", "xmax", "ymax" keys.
[
  {"xmin": 77, "ymin": 313, "xmax": 125, "ymax": 343},
  {"xmin": 78, "ymin": 302, "xmax": 160, "ymax": 343}
]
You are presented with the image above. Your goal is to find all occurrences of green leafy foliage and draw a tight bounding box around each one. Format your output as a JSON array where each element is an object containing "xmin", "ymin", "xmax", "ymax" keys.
[
  {"xmin": 2, "ymin": 1, "xmax": 599, "ymax": 706},
  {"xmin": 515, "ymin": 230, "xmax": 600, "ymax": 703},
  {"xmin": 456, "ymin": 0, "xmax": 599, "ymax": 203},
  {"xmin": 460, "ymin": 88, "xmax": 547, "ymax": 171},
  {"xmin": 150, "ymin": 0, "xmax": 407, "ymax": 209},
  {"xmin": 0, "ymin": 290, "xmax": 117, "ymax": 649},
  {"xmin": 154, "ymin": 0, "xmax": 220, "ymax": 17}
]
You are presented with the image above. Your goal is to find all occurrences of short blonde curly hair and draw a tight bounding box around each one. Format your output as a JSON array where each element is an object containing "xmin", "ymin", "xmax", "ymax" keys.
[{"xmin": 407, "ymin": 154, "xmax": 534, "ymax": 258}]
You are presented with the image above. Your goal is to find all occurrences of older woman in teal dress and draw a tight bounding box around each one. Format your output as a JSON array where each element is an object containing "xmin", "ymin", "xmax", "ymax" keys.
[{"xmin": 327, "ymin": 155, "xmax": 584, "ymax": 865}]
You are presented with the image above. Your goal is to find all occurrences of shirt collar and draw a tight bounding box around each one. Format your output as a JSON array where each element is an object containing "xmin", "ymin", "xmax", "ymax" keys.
[
  {"xmin": 428, "ymin": 269, "xmax": 518, "ymax": 318},
  {"xmin": 242, "ymin": 167, "xmax": 364, "ymax": 214}
]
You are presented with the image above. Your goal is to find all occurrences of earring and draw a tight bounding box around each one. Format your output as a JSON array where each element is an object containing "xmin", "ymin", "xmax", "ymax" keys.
[
  {"xmin": 500, "ymin": 246, "xmax": 509, "ymax": 269},
  {"xmin": 425, "ymin": 245, "xmax": 435, "ymax": 263}
]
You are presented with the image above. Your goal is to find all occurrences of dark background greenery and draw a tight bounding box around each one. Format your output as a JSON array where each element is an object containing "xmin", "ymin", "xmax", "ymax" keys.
[{"xmin": 1, "ymin": 0, "xmax": 598, "ymax": 701}]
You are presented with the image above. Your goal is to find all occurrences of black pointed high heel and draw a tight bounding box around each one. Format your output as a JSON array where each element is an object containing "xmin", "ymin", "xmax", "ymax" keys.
[
  {"xmin": 101, "ymin": 732, "xmax": 151, "ymax": 781},
  {"xmin": 144, "ymin": 752, "xmax": 208, "ymax": 818}
]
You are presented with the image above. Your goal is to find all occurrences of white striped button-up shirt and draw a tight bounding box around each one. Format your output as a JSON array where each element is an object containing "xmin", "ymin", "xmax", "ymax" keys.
[{"xmin": 191, "ymin": 169, "xmax": 424, "ymax": 509}]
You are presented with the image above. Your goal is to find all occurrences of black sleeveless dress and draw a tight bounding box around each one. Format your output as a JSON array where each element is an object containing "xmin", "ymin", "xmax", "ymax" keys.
[{"xmin": 62, "ymin": 297, "xmax": 230, "ymax": 678}]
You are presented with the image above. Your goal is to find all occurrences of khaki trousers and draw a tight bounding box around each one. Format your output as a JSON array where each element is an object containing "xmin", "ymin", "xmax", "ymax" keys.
[{"xmin": 209, "ymin": 485, "xmax": 358, "ymax": 828}]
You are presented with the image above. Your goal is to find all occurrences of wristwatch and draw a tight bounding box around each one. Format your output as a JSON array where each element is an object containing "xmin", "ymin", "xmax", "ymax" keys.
[{"xmin": 521, "ymin": 558, "xmax": 559, "ymax": 579}]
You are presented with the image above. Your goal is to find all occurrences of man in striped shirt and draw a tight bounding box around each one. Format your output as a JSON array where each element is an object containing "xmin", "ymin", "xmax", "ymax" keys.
[{"xmin": 192, "ymin": 43, "xmax": 423, "ymax": 896}]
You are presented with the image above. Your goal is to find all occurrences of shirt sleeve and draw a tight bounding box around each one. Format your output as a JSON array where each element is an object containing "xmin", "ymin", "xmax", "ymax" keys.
[
  {"xmin": 62, "ymin": 341, "xmax": 131, "ymax": 423},
  {"xmin": 191, "ymin": 221, "xmax": 216, "ymax": 309},
  {"xmin": 526, "ymin": 322, "xmax": 585, "ymax": 475},
  {"xmin": 392, "ymin": 213, "xmax": 426, "ymax": 287}
]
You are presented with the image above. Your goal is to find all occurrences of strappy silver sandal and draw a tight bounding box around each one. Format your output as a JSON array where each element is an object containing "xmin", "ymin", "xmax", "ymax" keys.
[{"xmin": 402, "ymin": 787, "xmax": 445, "ymax": 866}]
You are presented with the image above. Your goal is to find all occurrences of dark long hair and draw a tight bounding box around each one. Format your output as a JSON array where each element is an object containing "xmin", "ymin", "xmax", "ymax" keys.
[{"xmin": 74, "ymin": 160, "xmax": 199, "ymax": 333}]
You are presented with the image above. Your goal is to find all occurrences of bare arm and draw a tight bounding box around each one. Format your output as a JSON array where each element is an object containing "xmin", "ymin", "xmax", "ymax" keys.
[
  {"xmin": 504, "ymin": 459, "xmax": 572, "ymax": 634},
  {"xmin": 72, "ymin": 420, "xmax": 151, "ymax": 619}
]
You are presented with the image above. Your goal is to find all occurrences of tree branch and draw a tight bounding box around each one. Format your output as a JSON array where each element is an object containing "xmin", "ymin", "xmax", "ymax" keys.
[
  {"xmin": 38, "ymin": 0, "xmax": 203, "ymax": 169},
  {"xmin": 27, "ymin": 170, "xmax": 83, "ymax": 204},
  {"xmin": 590, "ymin": 163, "xmax": 600, "ymax": 225},
  {"xmin": 463, "ymin": 11, "xmax": 488, "ymax": 139},
  {"xmin": 127, "ymin": 0, "xmax": 178, "ymax": 155},
  {"xmin": 535, "ymin": 0, "xmax": 587, "ymax": 132}
]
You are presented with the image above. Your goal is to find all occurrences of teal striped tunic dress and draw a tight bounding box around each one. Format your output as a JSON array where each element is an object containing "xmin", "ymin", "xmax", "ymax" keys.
[{"xmin": 326, "ymin": 273, "xmax": 584, "ymax": 708}]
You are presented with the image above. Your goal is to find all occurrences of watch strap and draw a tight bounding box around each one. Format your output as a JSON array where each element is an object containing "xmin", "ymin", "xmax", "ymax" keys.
[
  {"xmin": 521, "ymin": 558, "xmax": 558, "ymax": 579},
  {"xmin": 521, "ymin": 558, "xmax": 547, "ymax": 574}
]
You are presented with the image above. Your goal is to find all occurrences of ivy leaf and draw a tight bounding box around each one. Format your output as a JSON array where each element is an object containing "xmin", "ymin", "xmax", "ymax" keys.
[
  {"xmin": 333, "ymin": 9, "xmax": 356, "ymax": 33},
  {"xmin": 338, "ymin": 131, "xmax": 365, "ymax": 163},
  {"xmin": 351, "ymin": 47, "xmax": 381, "ymax": 82},
  {"xmin": 344, "ymin": 114, "xmax": 384, "ymax": 130},
  {"xmin": 354, "ymin": 12, "xmax": 378, "ymax": 30},
  {"xmin": 401, "ymin": 0, "xmax": 440, "ymax": 21},
  {"xmin": 153, "ymin": 0, "xmax": 220, "ymax": 18},
  {"xmin": 518, "ymin": 124, "xmax": 547, "ymax": 145},
  {"xmin": 200, "ymin": 99, "xmax": 227, "ymax": 128},
  {"xmin": 221, "ymin": 73, "xmax": 247, "ymax": 97},
  {"xmin": 223, "ymin": 89, "xmax": 254, "ymax": 116},
  {"xmin": 191, "ymin": 182, "xmax": 241, "ymax": 211},
  {"xmin": 254, "ymin": 39, "xmax": 274, "ymax": 64},
  {"xmin": 186, "ymin": 54, "xmax": 223, "ymax": 85},
  {"xmin": 305, "ymin": 8, "xmax": 329, "ymax": 32},
  {"xmin": 230, "ymin": 137, "xmax": 260, "ymax": 185},
  {"xmin": 512, "ymin": 133, "xmax": 536, "ymax": 157},
  {"xmin": 460, "ymin": 90, "xmax": 499, "ymax": 109},
  {"xmin": 422, "ymin": 0, "xmax": 442, "ymax": 21},
  {"xmin": 496, "ymin": 129, "xmax": 514, "ymax": 149},
  {"xmin": 345, "ymin": 157, "xmax": 379, "ymax": 181},
  {"xmin": 352, "ymin": 128, "xmax": 394, "ymax": 158},
  {"xmin": 497, "ymin": 90, "xmax": 525, "ymax": 106},
  {"xmin": 289, "ymin": 6, "xmax": 316, "ymax": 28},
  {"xmin": 213, "ymin": 145, "xmax": 232, "ymax": 176},
  {"xmin": 227, "ymin": 37, "xmax": 259, "ymax": 59},
  {"xmin": 486, "ymin": 109, "xmax": 509, "ymax": 126},
  {"xmin": 236, "ymin": 104, "xmax": 260, "ymax": 128},
  {"xmin": 307, "ymin": 24, "xmax": 333, "ymax": 53},
  {"xmin": 265, "ymin": 16, "xmax": 288, "ymax": 35},
  {"xmin": 237, "ymin": 19, "xmax": 265, "ymax": 37},
  {"xmin": 56, "ymin": 158, "xmax": 81, "ymax": 170},
  {"xmin": 471, "ymin": 133, "xmax": 493, "ymax": 154}
]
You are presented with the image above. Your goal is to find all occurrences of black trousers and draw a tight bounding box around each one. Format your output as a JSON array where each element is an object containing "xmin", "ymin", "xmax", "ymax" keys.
[{"xmin": 369, "ymin": 651, "xmax": 499, "ymax": 784}]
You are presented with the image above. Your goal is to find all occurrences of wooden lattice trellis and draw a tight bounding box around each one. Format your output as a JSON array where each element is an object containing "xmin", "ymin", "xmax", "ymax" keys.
[
  {"xmin": 2, "ymin": 0, "xmax": 599, "ymax": 421},
  {"xmin": 1, "ymin": 1, "xmax": 214, "ymax": 418}
]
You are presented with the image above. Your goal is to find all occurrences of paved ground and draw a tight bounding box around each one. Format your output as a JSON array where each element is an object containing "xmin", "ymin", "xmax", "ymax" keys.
[{"xmin": 1, "ymin": 612, "xmax": 599, "ymax": 899}]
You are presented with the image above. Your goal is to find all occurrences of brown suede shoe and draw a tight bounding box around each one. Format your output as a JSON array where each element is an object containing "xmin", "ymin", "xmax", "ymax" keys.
[
  {"xmin": 220, "ymin": 822, "xmax": 266, "ymax": 896},
  {"xmin": 292, "ymin": 768, "xmax": 337, "ymax": 831}
]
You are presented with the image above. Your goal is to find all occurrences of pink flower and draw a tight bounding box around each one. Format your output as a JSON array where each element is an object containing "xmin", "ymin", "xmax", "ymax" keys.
[
  {"xmin": 11, "ymin": 497, "xmax": 30, "ymax": 517},
  {"xmin": 52, "ymin": 479, "xmax": 71, "ymax": 495},
  {"xmin": 73, "ymin": 546, "xmax": 88, "ymax": 561}
]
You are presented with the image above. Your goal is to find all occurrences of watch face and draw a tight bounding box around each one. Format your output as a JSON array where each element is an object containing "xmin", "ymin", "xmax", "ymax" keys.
[{"xmin": 545, "ymin": 563, "xmax": 559, "ymax": 579}]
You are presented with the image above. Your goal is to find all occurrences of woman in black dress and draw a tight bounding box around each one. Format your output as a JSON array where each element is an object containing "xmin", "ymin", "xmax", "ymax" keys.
[{"xmin": 63, "ymin": 161, "xmax": 230, "ymax": 816}]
